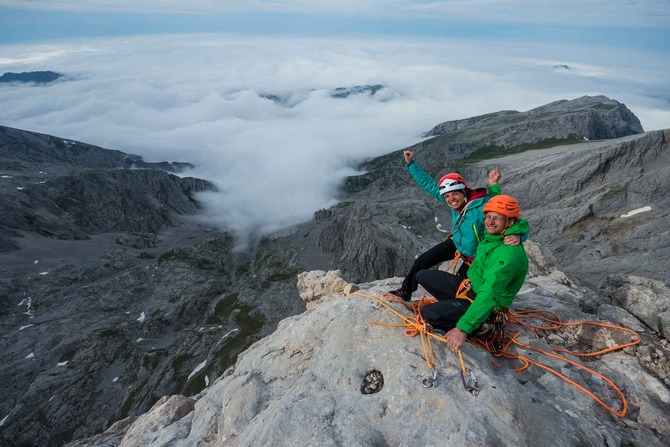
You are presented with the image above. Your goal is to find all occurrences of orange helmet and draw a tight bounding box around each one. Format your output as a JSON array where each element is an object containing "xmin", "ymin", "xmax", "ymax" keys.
[
  {"xmin": 483, "ymin": 195, "xmax": 520, "ymax": 218},
  {"xmin": 438, "ymin": 173, "xmax": 467, "ymax": 195}
]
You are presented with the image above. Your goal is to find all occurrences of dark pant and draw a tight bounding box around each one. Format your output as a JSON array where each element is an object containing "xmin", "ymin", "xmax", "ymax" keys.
[
  {"xmin": 400, "ymin": 238, "xmax": 469, "ymax": 294},
  {"xmin": 415, "ymin": 269, "xmax": 476, "ymax": 331}
]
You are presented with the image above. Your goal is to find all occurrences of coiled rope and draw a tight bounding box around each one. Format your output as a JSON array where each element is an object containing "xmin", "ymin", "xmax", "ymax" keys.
[{"xmin": 348, "ymin": 290, "xmax": 641, "ymax": 417}]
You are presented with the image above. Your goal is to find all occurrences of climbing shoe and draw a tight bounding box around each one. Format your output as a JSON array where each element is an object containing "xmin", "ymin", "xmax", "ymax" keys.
[{"xmin": 389, "ymin": 289, "xmax": 411, "ymax": 302}]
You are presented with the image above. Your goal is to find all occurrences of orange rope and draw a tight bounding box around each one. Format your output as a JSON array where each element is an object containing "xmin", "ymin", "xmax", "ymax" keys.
[
  {"xmin": 348, "ymin": 291, "xmax": 641, "ymax": 418},
  {"xmin": 443, "ymin": 251, "xmax": 471, "ymax": 275}
]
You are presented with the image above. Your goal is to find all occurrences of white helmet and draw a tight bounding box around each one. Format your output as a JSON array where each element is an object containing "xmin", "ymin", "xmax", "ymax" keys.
[{"xmin": 438, "ymin": 173, "xmax": 467, "ymax": 195}]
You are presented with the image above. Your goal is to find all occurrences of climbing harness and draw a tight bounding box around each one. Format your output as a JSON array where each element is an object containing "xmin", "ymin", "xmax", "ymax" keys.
[
  {"xmin": 443, "ymin": 251, "xmax": 472, "ymax": 275},
  {"xmin": 348, "ymin": 290, "xmax": 641, "ymax": 417}
]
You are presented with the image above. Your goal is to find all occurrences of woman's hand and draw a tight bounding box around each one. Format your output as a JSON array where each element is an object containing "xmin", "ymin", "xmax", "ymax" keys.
[
  {"xmin": 488, "ymin": 168, "xmax": 501, "ymax": 185},
  {"xmin": 504, "ymin": 234, "xmax": 521, "ymax": 246},
  {"xmin": 403, "ymin": 150, "xmax": 414, "ymax": 164}
]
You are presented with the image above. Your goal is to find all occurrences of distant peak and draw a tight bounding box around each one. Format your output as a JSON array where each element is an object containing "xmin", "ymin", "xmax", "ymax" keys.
[{"xmin": 0, "ymin": 71, "xmax": 63, "ymax": 84}]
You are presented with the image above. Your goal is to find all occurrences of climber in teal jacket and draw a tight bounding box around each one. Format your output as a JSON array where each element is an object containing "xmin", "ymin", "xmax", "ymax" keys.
[
  {"xmin": 389, "ymin": 150, "xmax": 526, "ymax": 302},
  {"xmin": 406, "ymin": 158, "xmax": 499, "ymax": 258},
  {"xmin": 416, "ymin": 195, "xmax": 530, "ymax": 352}
]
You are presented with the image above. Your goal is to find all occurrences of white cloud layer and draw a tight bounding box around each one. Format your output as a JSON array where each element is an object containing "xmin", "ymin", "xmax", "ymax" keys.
[
  {"xmin": 3, "ymin": 0, "xmax": 670, "ymax": 27},
  {"xmin": 0, "ymin": 34, "xmax": 668, "ymax": 247}
]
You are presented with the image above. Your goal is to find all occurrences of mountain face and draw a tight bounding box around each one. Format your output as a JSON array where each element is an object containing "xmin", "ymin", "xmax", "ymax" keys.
[
  {"xmin": 0, "ymin": 127, "xmax": 307, "ymax": 447},
  {"xmin": 0, "ymin": 125, "xmax": 206, "ymax": 251},
  {"xmin": 423, "ymin": 95, "xmax": 643, "ymax": 141},
  {"xmin": 0, "ymin": 71, "xmax": 63, "ymax": 84},
  {"xmin": 1, "ymin": 96, "xmax": 668, "ymax": 447}
]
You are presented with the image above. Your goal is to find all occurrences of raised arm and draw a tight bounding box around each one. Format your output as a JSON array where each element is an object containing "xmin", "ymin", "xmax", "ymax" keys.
[{"xmin": 404, "ymin": 151, "xmax": 446, "ymax": 204}]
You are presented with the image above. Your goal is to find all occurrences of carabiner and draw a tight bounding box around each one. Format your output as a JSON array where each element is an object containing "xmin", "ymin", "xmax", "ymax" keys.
[{"xmin": 460, "ymin": 368, "xmax": 479, "ymax": 396}]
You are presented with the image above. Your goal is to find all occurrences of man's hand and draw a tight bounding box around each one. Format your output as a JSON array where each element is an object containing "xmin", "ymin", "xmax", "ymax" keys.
[
  {"xmin": 488, "ymin": 168, "xmax": 501, "ymax": 185},
  {"xmin": 503, "ymin": 234, "xmax": 521, "ymax": 246},
  {"xmin": 445, "ymin": 327, "xmax": 468, "ymax": 352},
  {"xmin": 403, "ymin": 150, "xmax": 414, "ymax": 164}
]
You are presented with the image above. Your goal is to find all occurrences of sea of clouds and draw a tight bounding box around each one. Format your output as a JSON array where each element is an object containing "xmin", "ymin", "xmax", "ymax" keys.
[{"xmin": 1, "ymin": 34, "xmax": 668, "ymax": 248}]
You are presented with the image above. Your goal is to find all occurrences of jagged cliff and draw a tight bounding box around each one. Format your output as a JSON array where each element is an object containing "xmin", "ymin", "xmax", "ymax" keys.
[
  {"xmin": 67, "ymin": 247, "xmax": 670, "ymax": 446},
  {"xmin": 315, "ymin": 129, "xmax": 669, "ymax": 288}
]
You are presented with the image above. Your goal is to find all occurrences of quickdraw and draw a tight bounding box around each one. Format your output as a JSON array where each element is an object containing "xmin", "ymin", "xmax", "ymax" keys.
[{"xmin": 458, "ymin": 350, "xmax": 479, "ymax": 396}]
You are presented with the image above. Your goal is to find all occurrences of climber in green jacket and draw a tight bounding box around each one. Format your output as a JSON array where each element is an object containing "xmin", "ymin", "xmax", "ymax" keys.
[
  {"xmin": 416, "ymin": 194, "xmax": 530, "ymax": 352},
  {"xmin": 389, "ymin": 150, "xmax": 526, "ymax": 302}
]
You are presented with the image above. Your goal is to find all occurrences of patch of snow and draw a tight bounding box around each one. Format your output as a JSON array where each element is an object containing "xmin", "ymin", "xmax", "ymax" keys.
[
  {"xmin": 57, "ymin": 361, "xmax": 68, "ymax": 367},
  {"xmin": 34, "ymin": 260, "xmax": 39, "ymax": 264},
  {"xmin": 39, "ymin": 271, "xmax": 49, "ymax": 275},
  {"xmin": 435, "ymin": 222, "xmax": 449, "ymax": 233},
  {"xmin": 620, "ymin": 206, "xmax": 652, "ymax": 218},
  {"xmin": 401, "ymin": 225, "xmax": 408, "ymax": 229},
  {"xmin": 136, "ymin": 338, "xmax": 145, "ymax": 342},
  {"xmin": 187, "ymin": 360, "xmax": 207, "ymax": 381},
  {"xmin": 205, "ymin": 375, "xmax": 210, "ymax": 387},
  {"xmin": 38, "ymin": 181, "xmax": 46, "ymax": 184},
  {"xmin": 516, "ymin": 287, "xmax": 537, "ymax": 295},
  {"xmin": 16, "ymin": 187, "xmax": 24, "ymax": 190},
  {"xmin": 18, "ymin": 299, "xmax": 26, "ymax": 306},
  {"xmin": 19, "ymin": 324, "xmax": 34, "ymax": 331},
  {"xmin": 125, "ymin": 311, "xmax": 130, "ymax": 314},
  {"xmin": 137, "ymin": 312, "xmax": 146, "ymax": 322},
  {"xmin": 0, "ymin": 414, "xmax": 8, "ymax": 426},
  {"xmin": 49, "ymin": 396, "xmax": 55, "ymax": 402},
  {"xmin": 25, "ymin": 352, "xmax": 35, "ymax": 360},
  {"xmin": 1, "ymin": 175, "xmax": 12, "ymax": 178},
  {"xmin": 113, "ymin": 377, "xmax": 119, "ymax": 382},
  {"xmin": 215, "ymin": 329, "xmax": 240, "ymax": 346}
]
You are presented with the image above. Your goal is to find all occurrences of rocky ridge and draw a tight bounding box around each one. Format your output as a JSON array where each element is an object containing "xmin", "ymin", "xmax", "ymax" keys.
[
  {"xmin": 68, "ymin": 242, "xmax": 670, "ymax": 446},
  {"xmin": 0, "ymin": 125, "xmax": 204, "ymax": 251},
  {"xmin": 421, "ymin": 95, "xmax": 643, "ymax": 152},
  {"xmin": 322, "ymin": 101, "xmax": 666, "ymax": 288}
]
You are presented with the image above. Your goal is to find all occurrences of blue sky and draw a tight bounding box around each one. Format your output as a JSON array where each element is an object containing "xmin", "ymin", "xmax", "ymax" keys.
[
  {"xmin": 1, "ymin": 1, "xmax": 669, "ymax": 51},
  {"xmin": 1, "ymin": 1, "xmax": 669, "ymax": 245}
]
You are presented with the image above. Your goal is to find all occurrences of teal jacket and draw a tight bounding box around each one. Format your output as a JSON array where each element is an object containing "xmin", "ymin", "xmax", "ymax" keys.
[
  {"xmin": 456, "ymin": 218, "xmax": 530, "ymax": 334},
  {"xmin": 407, "ymin": 161, "xmax": 506, "ymax": 257}
]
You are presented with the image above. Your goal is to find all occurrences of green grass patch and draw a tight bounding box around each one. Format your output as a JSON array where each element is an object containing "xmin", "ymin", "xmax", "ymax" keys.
[
  {"xmin": 59, "ymin": 348, "xmax": 78, "ymax": 362},
  {"xmin": 215, "ymin": 293, "xmax": 239, "ymax": 319},
  {"xmin": 172, "ymin": 353, "xmax": 192, "ymax": 370},
  {"xmin": 453, "ymin": 135, "xmax": 585, "ymax": 168},
  {"xmin": 593, "ymin": 103, "xmax": 618, "ymax": 110}
]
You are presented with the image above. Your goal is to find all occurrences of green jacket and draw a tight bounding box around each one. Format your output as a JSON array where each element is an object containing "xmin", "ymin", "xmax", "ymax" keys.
[
  {"xmin": 456, "ymin": 218, "xmax": 530, "ymax": 334},
  {"xmin": 407, "ymin": 160, "xmax": 525, "ymax": 257}
]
